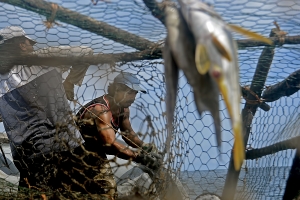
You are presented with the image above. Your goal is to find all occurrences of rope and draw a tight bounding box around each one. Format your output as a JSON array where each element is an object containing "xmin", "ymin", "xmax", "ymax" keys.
[{"xmin": 242, "ymin": 86, "xmax": 265, "ymax": 105}]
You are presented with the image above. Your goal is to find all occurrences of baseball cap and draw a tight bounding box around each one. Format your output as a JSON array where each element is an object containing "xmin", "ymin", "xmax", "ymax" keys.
[
  {"xmin": 114, "ymin": 72, "xmax": 147, "ymax": 94},
  {"xmin": 0, "ymin": 26, "xmax": 36, "ymax": 45}
]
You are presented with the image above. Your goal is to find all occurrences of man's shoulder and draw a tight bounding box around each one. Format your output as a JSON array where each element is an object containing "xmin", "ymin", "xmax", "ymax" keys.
[
  {"xmin": 93, "ymin": 103, "xmax": 110, "ymax": 112},
  {"xmin": 87, "ymin": 95, "xmax": 108, "ymax": 108},
  {"xmin": 76, "ymin": 95, "xmax": 109, "ymax": 117}
]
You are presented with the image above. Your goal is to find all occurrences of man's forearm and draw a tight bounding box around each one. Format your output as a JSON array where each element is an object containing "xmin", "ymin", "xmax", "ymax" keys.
[
  {"xmin": 105, "ymin": 141, "xmax": 138, "ymax": 161},
  {"xmin": 65, "ymin": 64, "xmax": 89, "ymax": 86},
  {"xmin": 122, "ymin": 131, "xmax": 143, "ymax": 148},
  {"xmin": 34, "ymin": 46, "xmax": 93, "ymax": 86}
]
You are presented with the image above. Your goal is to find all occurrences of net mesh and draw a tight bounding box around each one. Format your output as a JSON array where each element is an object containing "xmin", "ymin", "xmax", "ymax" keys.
[{"xmin": 0, "ymin": 0, "xmax": 300, "ymax": 200}]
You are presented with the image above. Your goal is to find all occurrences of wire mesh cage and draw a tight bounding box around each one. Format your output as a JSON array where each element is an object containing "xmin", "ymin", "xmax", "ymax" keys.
[{"xmin": 0, "ymin": 0, "xmax": 300, "ymax": 200}]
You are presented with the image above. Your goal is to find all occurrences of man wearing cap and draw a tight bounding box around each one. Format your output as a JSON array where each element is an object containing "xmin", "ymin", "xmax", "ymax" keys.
[
  {"xmin": 76, "ymin": 72, "xmax": 162, "ymax": 199},
  {"xmin": 0, "ymin": 26, "xmax": 96, "ymax": 198}
]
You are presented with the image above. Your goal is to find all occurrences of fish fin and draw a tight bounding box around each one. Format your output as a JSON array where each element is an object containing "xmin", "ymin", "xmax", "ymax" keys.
[
  {"xmin": 163, "ymin": 40, "xmax": 179, "ymax": 155},
  {"xmin": 211, "ymin": 35, "xmax": 232, "ymax": 61},
  {"xmin": 195, "ymin": 44, "xmax": 210, "ymax": 75},
  {"xmin": 233, "ymin": 124, "xmax": 245, "ymax": 171},
  {"xmin": 228, "ymin": 24, "xmax": 273, "ymax": 45},
  {"xmin": 213, "ymin": 111, "xmax": 222, "ymax": 148}
]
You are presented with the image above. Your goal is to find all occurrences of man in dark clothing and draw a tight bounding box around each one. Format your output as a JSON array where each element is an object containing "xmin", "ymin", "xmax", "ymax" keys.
[
  {"xmin": 0, "ymin": 26, "xmax": 98, "ymax": 199},
  {"xmin": 76, "ymin": 72, "xmax": 162, "ymax": 199}
]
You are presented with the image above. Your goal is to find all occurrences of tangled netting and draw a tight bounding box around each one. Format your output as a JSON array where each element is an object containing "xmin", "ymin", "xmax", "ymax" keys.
[{"xmin": 0, "ymin": 0, "xmax": 300, "ymax": 200}]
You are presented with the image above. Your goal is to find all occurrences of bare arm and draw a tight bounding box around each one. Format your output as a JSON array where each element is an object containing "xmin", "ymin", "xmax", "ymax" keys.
[
  {"xmin": 120, "ymin": 108, "xmax": 144, "ymax": 148},
  {"xmin": 91, "ymin": 105, "xmax": 138, "ymax": 160}
]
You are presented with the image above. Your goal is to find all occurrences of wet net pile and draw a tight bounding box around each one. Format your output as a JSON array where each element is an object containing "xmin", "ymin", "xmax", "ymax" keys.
[{"xmin": 0, "ymin": 0, "xmax": 300, "ymax": 200}]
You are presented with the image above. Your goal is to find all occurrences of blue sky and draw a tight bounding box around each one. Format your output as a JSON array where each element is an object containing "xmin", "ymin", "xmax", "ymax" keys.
[{"xmin": 0, "ymin": 0, "xmax": 300, "ymax": 171}]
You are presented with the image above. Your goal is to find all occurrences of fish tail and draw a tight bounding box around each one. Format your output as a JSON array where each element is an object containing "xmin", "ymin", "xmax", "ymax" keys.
[
  {"xmin": 228, "ymin": 24, "xmax": 273, "ymax": 45},
  {"xmin": 233, "ymin": 123, "xmax": 245, "ymax": 171}
]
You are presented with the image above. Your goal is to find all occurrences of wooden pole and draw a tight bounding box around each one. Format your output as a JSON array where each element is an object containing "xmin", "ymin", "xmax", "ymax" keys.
[
  {"xmin": 0, "ymin": 0, "xmax": 156, "ymax": 51},
  {"xmin": 0, "ymin": 48, "xmax": 162, "ymax": 68}
]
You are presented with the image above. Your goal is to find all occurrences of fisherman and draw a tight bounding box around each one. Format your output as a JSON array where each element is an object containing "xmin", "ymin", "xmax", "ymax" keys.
[
  {"xmin": 0, "ymin": 26, "xmax": 96, "ymax": 198},
  {"xmin": 76, "ymin": 72, "xmax": 162, "ymax": 199}
]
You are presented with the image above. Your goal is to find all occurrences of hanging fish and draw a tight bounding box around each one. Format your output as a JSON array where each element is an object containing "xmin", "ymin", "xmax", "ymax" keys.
[
  {"xmin": 163, "ymin": 5, "xmax": 221, "ymax": 166},
  {"xmin": 164, "ymin": 0, "xmax": 273, "ymax": 170}
]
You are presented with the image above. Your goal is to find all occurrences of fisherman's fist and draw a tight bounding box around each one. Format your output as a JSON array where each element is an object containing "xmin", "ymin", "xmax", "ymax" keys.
[
  {"xmin": 135, "ymin": 151, "xmax": 163, "ymax": 171},
  {"xmin": 141, "ymin": 143, "xmax": 159, "ymax": 153}
]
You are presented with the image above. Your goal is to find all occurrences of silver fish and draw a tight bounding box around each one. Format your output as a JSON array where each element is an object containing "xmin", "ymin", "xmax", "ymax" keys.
[
  {"xmin": 164, "ymin": 5, "xmax": 221, "ymax": 163},
  {"xmin": 178, "ymin": 0, "xmax": 245, "ymax": 170},
  {"xmin": 177, "ymin": 0, "xmax": 272, "ymax": 170},
  {"xmin": 164, "ymin": 1, "xmax": 272, "ymax": 170}
]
